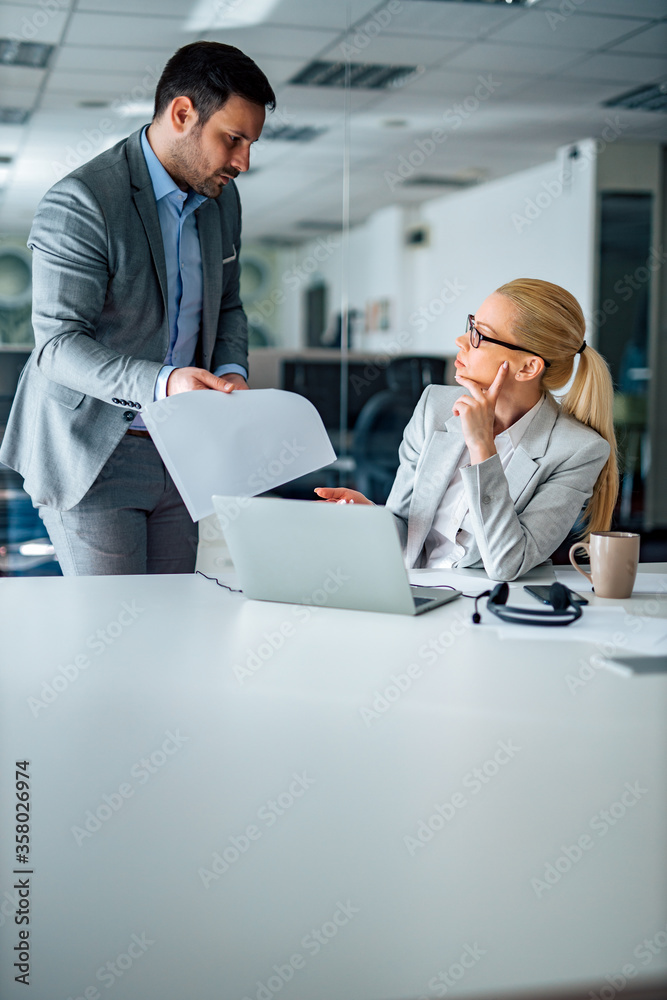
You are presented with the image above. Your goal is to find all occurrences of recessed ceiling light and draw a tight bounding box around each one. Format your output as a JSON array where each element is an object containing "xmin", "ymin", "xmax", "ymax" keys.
[
  {"xmin": 0, "ymin": 108, "xmax": 30, "ymax": 125},
  {"xmin": 0, "ymin": 39, "xmax": 53, "ymax": 69},
  {"xmin": 114, "ymin": 101, "xmax": 154, "ymax": 118},
  {"xmin": 185, "ymin": 0, "xmax": 280, "ymax": 30},
  {"xmin": 290, "ymin": 62, "xmax": 420, "ymax": 91},
  {"xmin": 604, "ymin": 80, "xmax": 667, "ymax": 114}
]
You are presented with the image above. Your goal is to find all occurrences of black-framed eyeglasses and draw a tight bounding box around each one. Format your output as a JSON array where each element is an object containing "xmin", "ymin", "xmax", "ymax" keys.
[{"xmin": 466, "ymin": 315, "xmax": 551, "ymax": 368}]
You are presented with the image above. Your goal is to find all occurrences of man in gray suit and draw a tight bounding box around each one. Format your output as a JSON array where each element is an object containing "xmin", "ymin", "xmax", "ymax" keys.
[{"xmin": 0, "ymin": 42, "xmax": 275, "ymax": 576}]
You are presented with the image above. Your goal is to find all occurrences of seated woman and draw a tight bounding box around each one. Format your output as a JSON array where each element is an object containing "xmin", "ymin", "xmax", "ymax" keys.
[{"xmin": 315, "ymin": 278, "xmax": 618, "ymax": 582}]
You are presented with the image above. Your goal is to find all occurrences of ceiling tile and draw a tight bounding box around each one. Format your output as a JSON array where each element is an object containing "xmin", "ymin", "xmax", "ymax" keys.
[
  {"xmin": 562, "ymin": 52, "xmax": 667, "ymax": 83},
  {"xmin": 203, "ymin": 25, "xmax": 339, "ymax": 59},
  {"xmin": 443, "ymin": 40, "xmax": 583, "ymax": 76},
  {"xmin": 52, "ymin": 44, "xmax": 173, "ymax": 74},
  {"xmin": 0, "ymin": 63, "xmax": 45, "ymax": 90},
  {"xmin": 382, "ymin": 1, "xmax": 528, "ymax": 40},
  {"xmin": 537, "ymin": 0, "xmax": 667, "ymax": 17},
  {"xmin": 0, "ymin": 2, "xmax": 68, "ymax": 44},
  {"xmin": 609, "ymin": 22, "xmax": 667, "ymax": 56},
  {"xmin": 63, "ymin": 10, "xmax": 198, "ymax": 49},
  {"xmin": 319, "ymin": 33, "xmax": 465, "ymax": 69},
  {"xmin": 488, "ymin": 12, "xmax": 650, "ymax": 51}
]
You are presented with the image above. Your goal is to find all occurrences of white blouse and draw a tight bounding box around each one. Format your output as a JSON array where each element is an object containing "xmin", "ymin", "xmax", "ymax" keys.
[{"xmin": 424, "ymin": 395, "xmax": 546, "ymax": 568}]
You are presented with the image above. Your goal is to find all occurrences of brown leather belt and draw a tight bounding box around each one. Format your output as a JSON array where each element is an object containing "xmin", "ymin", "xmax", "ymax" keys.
[{"xmin": 126, "ymin": 429, "xmax": 151, "ymax": 439}]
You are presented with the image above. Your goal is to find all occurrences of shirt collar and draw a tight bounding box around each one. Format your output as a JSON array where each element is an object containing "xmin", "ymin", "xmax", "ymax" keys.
[
  {"xmin": 497, "ymin": 394, "xmax": 546, "ymax": 450},
  {"xmin": 140, "ymin": 125, "xmax": 207, "ymax": 211}
]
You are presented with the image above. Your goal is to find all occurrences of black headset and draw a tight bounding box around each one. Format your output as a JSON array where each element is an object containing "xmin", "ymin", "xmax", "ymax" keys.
[{"xmin": 472, "ymin": 581, "xmax": 583, "ymax": 627}]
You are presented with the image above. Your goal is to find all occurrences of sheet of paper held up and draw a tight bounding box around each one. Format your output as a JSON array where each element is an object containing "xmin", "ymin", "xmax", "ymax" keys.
[{"xmin": 142, "ymin": 388, "xmax": 336, "ymax": 521}]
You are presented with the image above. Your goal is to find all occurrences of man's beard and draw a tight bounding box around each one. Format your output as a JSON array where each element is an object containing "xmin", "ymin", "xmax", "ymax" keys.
[{"xmin": 166, "ymin": 129, "xmax": 237, "ymax": 198}]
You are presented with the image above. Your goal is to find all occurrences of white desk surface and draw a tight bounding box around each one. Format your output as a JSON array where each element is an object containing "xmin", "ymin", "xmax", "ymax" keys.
[{"xmin": 1, "ymin": 566, "xmax": 666, "ymax": 1000}]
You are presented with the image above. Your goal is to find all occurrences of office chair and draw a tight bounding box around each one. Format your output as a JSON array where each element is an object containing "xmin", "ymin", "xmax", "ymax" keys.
[{"xmin": 352, "ymin": 356, "xmax": 447, "ymax": 504}]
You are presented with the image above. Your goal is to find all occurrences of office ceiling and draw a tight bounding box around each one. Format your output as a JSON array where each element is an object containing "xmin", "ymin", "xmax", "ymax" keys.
[{"xmin": 0, "ymin": 0, "xmax": 666, "ymax": 243}]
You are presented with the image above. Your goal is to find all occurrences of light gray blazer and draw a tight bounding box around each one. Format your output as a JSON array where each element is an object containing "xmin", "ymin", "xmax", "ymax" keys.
[
  {"xmin": 0, "ymin": 127, "xmax": 247, "ymax": 510},
  {"xmin": 385, "ymin": 385, "xmax": 610, "ymax": 581}
]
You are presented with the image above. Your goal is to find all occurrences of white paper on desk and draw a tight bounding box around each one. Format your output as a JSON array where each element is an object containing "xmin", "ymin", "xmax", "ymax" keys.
[
  {"xmin": 142, "ymin": 389, "xmax": 336, "ymax": 521},
  {"xmin": 494, "ymin": 607, "xmax": 667, "ymax": 654},
  {"xmin": 409, "ymin": 564, "xmax": 556, "ymax": 592},
  {"xmin": 555, "ymin": 567, "xmax": 667, "ymax": 596}
]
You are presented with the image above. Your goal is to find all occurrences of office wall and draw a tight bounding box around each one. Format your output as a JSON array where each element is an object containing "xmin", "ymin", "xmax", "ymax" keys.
[{"xmin": 277, "ymin": 139, "xmax": 599, "ymax": 359}]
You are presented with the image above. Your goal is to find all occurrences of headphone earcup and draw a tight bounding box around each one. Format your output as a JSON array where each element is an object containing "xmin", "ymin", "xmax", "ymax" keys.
[
  {"xmin": 489, "ymin": 582, "xmax": 509, "ymax": 606},
  {"xmin": 549, "ymin": 582, "xmax": 570, "ymax": 611}
]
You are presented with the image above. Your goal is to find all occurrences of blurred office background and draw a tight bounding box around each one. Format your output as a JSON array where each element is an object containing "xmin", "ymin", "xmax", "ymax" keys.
[{"xmin": 1, "ymin": 0, "xmax": 666, "ymax": 575}]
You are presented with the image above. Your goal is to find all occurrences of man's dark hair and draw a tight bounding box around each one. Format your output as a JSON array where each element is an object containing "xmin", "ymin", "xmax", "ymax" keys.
[{"xmin": 154, "ymin": 41, "xmax": 276, "ymax": 124}]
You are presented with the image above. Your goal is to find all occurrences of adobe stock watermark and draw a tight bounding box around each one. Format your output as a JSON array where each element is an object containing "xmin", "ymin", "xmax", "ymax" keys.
[
  {"xmin": 530, "ymin": 780, "xmax": 648, "ymax": 898},
  {"xmin": 8, "ymin": 0, "xmax": 69, "ymax": 43},
  {"xmin": 415, "ymin": 942, "xmax": 487, "ymax": 999},
  {"xmin": 198, "ymin": 772, "xmax": 316, "ymax": 888},
  {"xmin": 360, "ymin": 609, "xmax": 472, "ymax": 727},
  {"xmin": 589, "ymin": 243, "xmax": 667, "ymax": 336},
  {"xmin": 339, "ymin": 0, "xmax": 403, "ymax": 59},
  {"xmin": 384, "ymin": 75, "xmax": 501, "ymax": 192},
  {"xmin": 233, "ymin": 568, "xmax": 351, "ymax": 685},
  {"xmin": 26, "ymin": 600, "xmax": 144, "ymax": 717},
  {"xmin": 545, "ymin": 0, "xmax": 587, "ymax": 31},
  {"xmin": 241, "ymin": 900, "xmax": 359, "ymax": 1000},
  {"xmin": 404, "ymin": 739, "xmax": 521, "ymax": 855},
  {"xmin": 70, "ymin": 730, "xmax": 190, "ymax": 846},
  {"xmin": 511, "ymin": 116, "xmax": 629, "ymax": 234},
  {"xmin": 65, "ymin": 932, "xmax": 155, "ymax": 1000}
]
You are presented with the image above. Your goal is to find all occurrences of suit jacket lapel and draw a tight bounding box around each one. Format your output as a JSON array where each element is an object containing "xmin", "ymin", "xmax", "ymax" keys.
[
  {"xmin": 407, "ymin": 414, "xmax": 466, "ymax": 567},
  {"xmin": 195, "ymin": 199, "xmax": 222, "ymax": 368},
  {"xmin": 126, "ymin": 129, "xmax": 169, "ymax": 317}
]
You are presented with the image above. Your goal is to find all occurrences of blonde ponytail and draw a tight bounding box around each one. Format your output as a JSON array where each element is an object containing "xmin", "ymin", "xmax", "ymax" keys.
[{"xmin": 496, "ymin": 278, "xmax": 618, "ymax": 537}]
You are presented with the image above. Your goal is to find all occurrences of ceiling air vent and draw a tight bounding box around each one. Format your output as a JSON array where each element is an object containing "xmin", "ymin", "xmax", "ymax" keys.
[
  {"xmin": 262, "ymin": 125, "xmax": 328, "ymax": 142},
  {"xmin": 296, "ymin": 220, "xmax": 342, "ymax": 232},
  {"xmin": 418, "ymin": 0, "xmax": 542, "ymax": 5},
  {"xmin": 0, "ymin": 39, "xmax": 53, "ymax": 68},
  {"xmin": 604, "ymin": 80, "xmax": 667, "ymax": 114},
  {"xmin": 0, "ymin": 108, "xmax": 30, "ymax": 125},
  {"xmin": 290, "ymin": 61, "xmax": 420, "ymax": 90},
  {"xmin": 401, "ymin": 175, "xmax": 480, "ymax": 188}
]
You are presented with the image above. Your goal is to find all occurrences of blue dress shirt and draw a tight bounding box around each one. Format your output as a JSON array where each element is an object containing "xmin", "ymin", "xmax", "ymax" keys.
[{"xmin": 132, "ymin": 126, "xmax": 247, "ymax": 428}]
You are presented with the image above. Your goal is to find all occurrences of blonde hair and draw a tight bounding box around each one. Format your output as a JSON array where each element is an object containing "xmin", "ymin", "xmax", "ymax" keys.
[{"xmin": 495, "ymin": 278, "xmax": 618, "ymax": 537}]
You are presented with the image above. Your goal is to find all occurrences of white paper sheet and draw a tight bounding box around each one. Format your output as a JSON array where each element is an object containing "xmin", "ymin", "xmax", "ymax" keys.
[
  {"xmin": 408, "ymin": 564, "xmax": 557, "ymax": 592},
  {"xmin": 142, "ymin": 388, "xmax": 336, "ymax": 521},
  {"xmin": 493, "ymin": 606, "xmax": 667, "ymax": 653},
  {"xmin": 555, "ymin": 567, "xmax": 667, "ymax": 597}
]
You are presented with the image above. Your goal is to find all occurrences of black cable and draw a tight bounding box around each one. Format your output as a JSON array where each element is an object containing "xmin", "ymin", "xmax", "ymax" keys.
[{"xmin": 195, "ymin": 570, "xmax": 243, "ymax": 593}]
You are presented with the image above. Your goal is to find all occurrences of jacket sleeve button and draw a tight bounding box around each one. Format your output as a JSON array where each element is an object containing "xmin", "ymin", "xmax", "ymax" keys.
[
  {"xmin": 112, "ymin": 397, "xmax": 120, "ymax": 404},
  {"xmin": 123, "ymin": 411, "xmax": 134, "ymax": 421}
]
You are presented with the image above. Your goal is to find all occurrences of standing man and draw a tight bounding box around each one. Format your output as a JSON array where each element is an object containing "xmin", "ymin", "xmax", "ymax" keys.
[{"xmin": 0, "ymin": 42, "xmax": 275, "ymax": 575}]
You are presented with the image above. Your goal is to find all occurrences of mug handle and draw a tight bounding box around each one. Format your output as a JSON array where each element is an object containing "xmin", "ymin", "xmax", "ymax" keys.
[{"xmin": 568, "ymin": 542, "xmax": 592, "ymax": 585}]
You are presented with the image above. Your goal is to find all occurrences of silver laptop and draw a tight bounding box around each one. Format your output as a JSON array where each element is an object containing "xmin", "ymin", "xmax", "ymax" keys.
[{"xmin": 212, "ymin": 495, "xmax": 461, "ymax": 616}]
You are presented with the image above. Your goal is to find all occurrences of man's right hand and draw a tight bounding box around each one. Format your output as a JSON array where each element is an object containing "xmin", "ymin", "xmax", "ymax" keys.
[{"xmin": 166, "ymin": 367, "xmax": 239, "ymax": 395}]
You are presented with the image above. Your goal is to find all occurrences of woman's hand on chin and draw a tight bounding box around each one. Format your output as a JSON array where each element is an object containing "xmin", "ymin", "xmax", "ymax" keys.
[
  {"xmin": 313, "ymin": 488, "xmax": 373, "ymax": 505},
  {"xmin": 453, "ymin": 361, "xmax": 508, "ymax": 464}
]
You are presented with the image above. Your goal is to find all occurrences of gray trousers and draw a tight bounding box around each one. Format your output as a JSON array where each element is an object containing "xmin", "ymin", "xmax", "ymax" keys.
[{"xmin": 37, "ymin": 433, "xmax": 198, "ymax": 576}]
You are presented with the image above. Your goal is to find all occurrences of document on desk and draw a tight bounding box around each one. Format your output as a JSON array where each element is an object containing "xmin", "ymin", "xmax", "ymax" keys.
[
  {"xmin": 142, "ymin": 389, "xmax": 336, "ymax": 520},
  {"xmin": 494, "ymin": 606, "xmax": 667, "ymax": 654},
  {"xmin": 555, "ymin": 567, "xmax": 667, "ymax": 596},
  {"xmin": 409, "ymin": 564, "xmax": 557, "ymax": 591}
]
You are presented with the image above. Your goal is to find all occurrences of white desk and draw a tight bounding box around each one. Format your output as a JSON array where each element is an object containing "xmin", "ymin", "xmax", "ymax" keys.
[{"xmin": 1, "ymin": 568, "xmax": 666, "ymax": 1000}]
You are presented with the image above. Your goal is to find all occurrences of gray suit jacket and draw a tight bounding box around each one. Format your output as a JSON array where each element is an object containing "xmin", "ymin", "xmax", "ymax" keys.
[
  {"xmin": 385, "ymin": 385, "xmax": 610, "ymax": 581},
  {"xmin": 0, "ymin": 127, "xmax": 248, "ymax": 510}
]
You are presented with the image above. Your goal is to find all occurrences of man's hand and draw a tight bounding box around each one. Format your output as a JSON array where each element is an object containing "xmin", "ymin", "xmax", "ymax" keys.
[
  {"xmin": 452, "ymin": 361, "xmax": 508, "ymax": 464},
  {"xmin": 166, "ymin": 368, "xmax": 249, "ymax": 395}
]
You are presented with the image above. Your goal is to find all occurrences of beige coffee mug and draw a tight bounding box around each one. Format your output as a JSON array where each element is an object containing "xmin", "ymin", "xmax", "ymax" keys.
[{"xmin": 568, "ymin": 532, "xmax": 640, "ymax": 599}]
